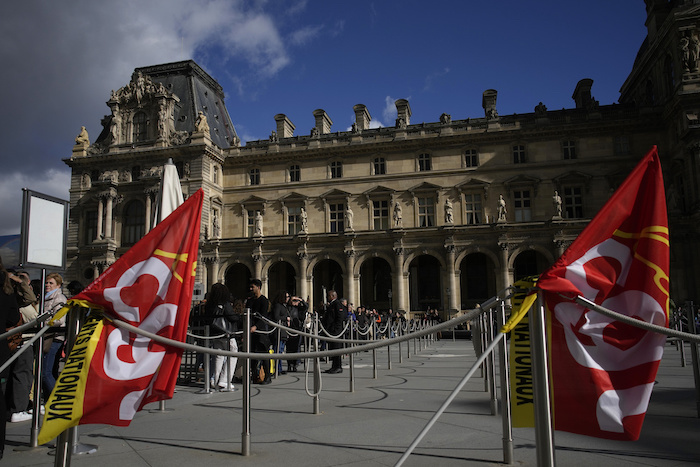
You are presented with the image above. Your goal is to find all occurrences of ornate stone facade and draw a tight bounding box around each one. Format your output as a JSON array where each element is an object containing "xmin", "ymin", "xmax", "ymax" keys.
[{"xmin": 64, "ymin": 3, "xmax": 700, "ymax": 317}]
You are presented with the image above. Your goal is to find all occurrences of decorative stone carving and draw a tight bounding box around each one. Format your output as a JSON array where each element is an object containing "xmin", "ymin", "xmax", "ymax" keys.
[
  {"xmin": 444, "ymin": 198, "xmax": 454, "ymax": 224},
  {"xmin": 552, "ymin": 190, "xmax": 563, "ymax": 219},
  {"xmin": 345, "ymin": 204, "xmax": 354, "ymax": 231},
  {"xmin": 75, "ymin": 126, "xmax": 90, "ymax": 147},
  {"xmin": 393, "ymin": 201, "xmax": 403, "ymax": 228},
  {"xmin": 440, "ymin": 113, "xmax": 452, "ymax": 124},
  {"xmin": 254, "ymin": 210, "xmax": 263, "ymax": 236},
  {"xmin": 535, "ymin": 102, "xmax": 547, "ymax": 115},
  {"xmin": 269, "ymin": 130, "xmax": 278, "ymax": 142},
  {"xmin": 497, "ymin": 194, "xmax": 507, "ymax": 222},
  {"xmin": 99, "ymin": 170, "xmax": 118, "ymax": 183},
  {"xmin": 195, "ymin": 111, "xmax": 210, "ymax": 135},
  {"xmin": 81, "ymin": 173, "xmax": 91, "ymax": 190},
  {"xmin": 395, "ymin": 117, "xmax": 407, "ymax": 129},
  {"xmin": 300, "ymin": 207, "xmax": 308, "ymax": 233},
  {"xmin": 119, "ymin": 169, "xmax": 132, "ymax": 183},
  {"xmin": 212, "ymin": 209, "xmax": 221, "ymax": 238}
]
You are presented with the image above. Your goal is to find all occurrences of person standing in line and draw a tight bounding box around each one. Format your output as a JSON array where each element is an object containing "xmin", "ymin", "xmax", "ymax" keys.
[
  {"xmin": 0, "ymin": 257, "xmax": 21, "ymax": 459},
  {"xmin": 271, "ymin": 290, "xmax": 291, "ymax": 375},
  {"xmin": 204, "ymin": 283, "xmax": 240, "ymax": 390},
  {"xmin": 285, "ymin": 294, "xmax": 307, "ymax": 372},
  {"xmin": 42, "ymin": 273, "xmax": 67, "ymax": 398},
  {"xmin": 324, "ymin": 290, "xmax": 345, "ymax": 374},
  {"xmin": 247, "ymin": 279, "xmax": 271, "ymax": 384},
  {"xmin": 6, "ymin": 269, "xmax": 37, "ymax": 423}
]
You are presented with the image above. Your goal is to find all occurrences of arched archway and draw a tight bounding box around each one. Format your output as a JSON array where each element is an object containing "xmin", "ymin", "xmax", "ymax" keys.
[
  {"xmin": 408, "ymin": 255, "xmax": 442, "ymax": 311},
  {"xmin": 312, "ymin": 259, "xmax": 344, "ymax": 308},
  {"xmin": 268, "ymin": 261, "xmax": 297, "ymax": 297},
  {"xmin": 513, "ymin": 250, "xmax": 550, "ymax": 281},
  {"xmin": 225, "ymin": 263, "xmax": 252, "ymax": 301},
  {"xmin": 459, "ymin": 252, "xmax": 497, "ymax": 309},
  {"xmin": 359, "ymin": 257, "xmax": 392, "ymax": 310}
]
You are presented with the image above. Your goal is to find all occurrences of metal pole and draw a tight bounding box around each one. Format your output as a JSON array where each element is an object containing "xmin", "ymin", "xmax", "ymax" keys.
[
  {"xmin": 349, "ymin": 319, "xmax": 355, "ymax": 393},
  {"xmin": 201, "ymin": 325, "xmax": 211, "ymax": 394},
  {"xmin": 372, "ymin": 318, "xmax": 378, "ymax": 379},
  {"xmin": 487, "ymin": 308, "xmax": 498, "ymax": 415},
  {"xmin": 313, "ymin": 313, "xmax": 321, "ymax": 414},
  {"xmin": 398, "ymin": 321, "xmax": 403, "ymax": 364},
  {"xmin": 498, "ymin": 300, "xmax": 514, "ymax": 464},
  {"xmin": 31, "ymin": 268, "xmax": 47, "ymax": 448},
  {"xmin": 387, "ymin": 319, "xmax": 392, "ymax": 370},
  {"xmin": 67, "ymin": 308, "xmax": 97, "ymax": 455},
  {"xmin": 531, "ymin": 294, "xmax": 555, "ymax": 466},
  {"xmin": 241, "ymin": 309, "xmax": 251, "ymax": 456},
  {"xmin": 686, "ymin": 301, "xmax": 700, "ymax": 418}
]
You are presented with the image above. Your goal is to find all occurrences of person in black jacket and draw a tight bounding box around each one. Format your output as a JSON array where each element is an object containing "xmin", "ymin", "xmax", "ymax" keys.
[
  {"xmin": 285, "ymin": 295, "xmax": 307, "ymax": 372},
  {"xmin": 247, "ymin": 279, "xmax": 271, "ymax": 384},
  {"xmin": 0, "ymin": 257, "xmax": 21, "ymax": 459},
  {"xmin": 324, "ymin": 290, "xmax": 345, "ymax": 374},
  {"xmin": 204, "ymin": 283, "xmax": 240, "ymax": 390}
]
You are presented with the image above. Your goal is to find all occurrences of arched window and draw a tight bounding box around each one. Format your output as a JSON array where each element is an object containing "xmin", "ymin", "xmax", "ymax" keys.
[
  {"xmin": 133, "ymin": 112, "xmax": 147, "ymax": 142},
  {"xmin": 122, "ymin": 200, "xmax": 145, "ymax": 246}
]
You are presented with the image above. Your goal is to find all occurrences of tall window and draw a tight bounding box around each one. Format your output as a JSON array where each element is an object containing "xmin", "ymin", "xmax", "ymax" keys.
[
  {"xmin": 373, "ymin": 200, "xmax": 389, "ymax": 230},
  {"xmin": 249, "ymin": 168, "xmax": 260, "ymax": 185},
  {"xmin": 132, "ymin": 112, "xmax": 147, "ymax": 142},
  {"xmin": 373, "ymin": 157, "xmax": 386, "ymax": 175},
  {"xmin": 562, "ymin": 140, "xmax": 576, "ymax": 160},
  {"xmin": 563, "ymin": 186, "xmax": 583, "ymax": 218},
  {"xmin": 513, "ymin": 145, "xmax": 526, "ymax": 164},
  {"xmin": 418, "ymin": 153, "xmax": 431, "ymax": 171},
  {"xmin": 247, "ymin": 210, "xmax": 255, "ymax": 237},
  {"xmin": 84, "ymin": 210, "xmax": 97, "ymax": 244},
  {"xmin": 122, "ymin": 201, "xmax": 145, "ymax": 246},
  {"xmin": 289, "ymin": 164, "xmax": 300, "ymax": 182},
  {"xmin": 513, "ymin": 190, "xmax": 531, "ymax": 222},
  {"xmin": 330, "ymin": 161, "xmax": 343, "ymax": 179},
  {"xmin": 418, "ymin": 197, "xmax": 435, "ymax": 227},
  {"xmin": 329, "ymin": 203, "xmax": 344, "ymax": 232},
  {"xmin": 287, "ymin": 206, "xmax": 302, "ymax": 235},
  {"xmin": 465, "ymin": 149, "xmax": 478, "ymax": 168},
  {"xmin": 464, "ymin": 193, "xmax": 482, "ymax": 224}
]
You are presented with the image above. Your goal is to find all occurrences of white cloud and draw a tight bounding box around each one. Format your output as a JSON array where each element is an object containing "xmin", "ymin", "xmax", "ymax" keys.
[{"xmin": 382, "ymin": 96, "xmax": 398, "ymax": 124}]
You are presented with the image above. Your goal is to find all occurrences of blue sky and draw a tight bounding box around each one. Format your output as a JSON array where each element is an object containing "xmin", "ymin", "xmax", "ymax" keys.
[{"xmin": 0, "ymin": 1, "xmax": 648, "ymax": 237}]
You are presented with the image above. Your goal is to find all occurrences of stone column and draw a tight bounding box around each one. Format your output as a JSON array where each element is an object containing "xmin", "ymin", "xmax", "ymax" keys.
[
  {"xmin": 345, "ymin": 249, "xmax": 356, "ymax": 306},
  {"xmin": 394, "ymin": 246, "xmax": 406, "ymax": 312},
  {"xmin": 298, "ymin": 251, "xmax": 309, "ymax": 302},
  {"xmin": 445, "ymin": 245, "xmax": 458, "ymax": 312},
  {"xmin": 145, "ymin": 191, "xmax": 153, "ymax": 234},
  {"xmin": 96, "ymin": 196, "xmax": 104, "ymax": 240},
  {"xmin": 499, "ymin": 242, "xmax": 511, "ymax": 292},
  {"xmin": 104, "ymin": 191, "xmax": 114, "ymax": 239},
  {"xmin": 253, "ymin": 244, "xmax": 263, "ymax": 282}
]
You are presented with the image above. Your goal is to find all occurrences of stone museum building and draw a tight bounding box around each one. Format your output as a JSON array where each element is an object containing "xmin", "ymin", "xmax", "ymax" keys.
[{"xmin": 64, "ymin": 1, "xmax": 700, "ymax": 317}]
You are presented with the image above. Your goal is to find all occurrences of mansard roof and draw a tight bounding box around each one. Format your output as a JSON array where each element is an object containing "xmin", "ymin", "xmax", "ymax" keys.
[{"xmin": 136, "ymin": 60, "xmax": 238, "ymax": 149}]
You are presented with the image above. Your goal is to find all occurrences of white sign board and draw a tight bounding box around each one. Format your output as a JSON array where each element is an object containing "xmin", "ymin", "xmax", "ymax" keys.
[{"xmin": 20, "ymin": 189, "xmax": 69, "ymax": 270}]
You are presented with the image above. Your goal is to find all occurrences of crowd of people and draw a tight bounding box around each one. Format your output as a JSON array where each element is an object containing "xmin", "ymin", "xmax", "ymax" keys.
[{"xmin": 191, "ymin": 279, "xmax": 446, "ymax": 387}]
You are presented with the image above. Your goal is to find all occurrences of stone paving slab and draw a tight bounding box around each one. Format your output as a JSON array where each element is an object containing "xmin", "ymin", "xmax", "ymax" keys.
[{"xmin": 4, "ymin": 339, "xmax": 700, "ymax": 466}]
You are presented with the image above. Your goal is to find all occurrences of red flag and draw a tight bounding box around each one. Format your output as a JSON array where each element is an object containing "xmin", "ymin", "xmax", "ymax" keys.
[
  {"xmin": 39, "ymin": 189, "xmax": 203, "ymax": 443},
  {"xmin": 538, "ymin": 147, "xmax": 669, "ymax": 440}
]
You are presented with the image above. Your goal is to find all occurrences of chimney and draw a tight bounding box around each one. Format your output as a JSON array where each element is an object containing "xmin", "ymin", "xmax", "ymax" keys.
[
  {"xmin": 274, "ymin": 114, "xmax": 295, "ymax": 138},
  {"xmin": 353, "ymin": 104, "xmax": 372, "ymax": 131},
  {"xmin": 395, "ymin": 99, "xmax": 411, "ymax": 126},
  {"xmin": 312, "ymin": 109, "xmax": 333, "ymax": 134}
]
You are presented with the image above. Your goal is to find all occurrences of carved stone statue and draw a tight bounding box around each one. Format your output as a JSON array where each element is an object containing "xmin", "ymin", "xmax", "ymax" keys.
[
  {"xmin": 444, "ymin": 198, "xmax": 454, "ymax": 224},
  {"xmin": 269, "ymin": 130, "xmax": 278, "ymax": 143},
  {"xmin": 300, "ymin": 207, "xmax": 308, "ymax": 233},
  {"xmin": 212, "ymin": 210, "xmax": 221, "ymax": 238},
  {"xmin": 440, "ymin": 113, "xmax": 452, "ymax": 124},
  {"xmin": 345, "ymin": 205, "xmax": 354, "ymax": 231},
  {"xmin": 535, "ymin": 102, "xmax": 548, "ymax": 115},
  {"xmin": 254, "ymin": 210, "xmax": 263, "ymax": 236},
  {"xmin": 75, "ymin": 126, "xmax": 90, "ymax": 146},
  {"xmin": 311, "ymin": 127, "xmax": 320, "ymax": 138},
  {"xmin": 497, "ymin": 194, "xmax": 507, "ymax": 222},
  {"xmin": 393, "ymin": 201, "xmax": 403, "ymax": 228},
  {"xmin": 195, "ymin": 111, "xmax": 210, "ymax": 134},
  {"xmin": 552, "ymin": 190, "xmax": 562, "ymax": 218},
  {"xmin": 395, "ymin": 117, "xmax": 407, "ymax": 129}
]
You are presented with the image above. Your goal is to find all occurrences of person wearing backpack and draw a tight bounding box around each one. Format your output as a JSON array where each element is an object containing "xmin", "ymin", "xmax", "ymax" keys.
[{"xmin": 204, "ymin": 283, "xmax": 240, "ymax": 390}]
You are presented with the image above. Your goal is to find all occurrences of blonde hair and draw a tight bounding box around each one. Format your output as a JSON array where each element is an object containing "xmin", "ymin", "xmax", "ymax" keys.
[{"xmin": 47, "ymin": 273, "xmax": 64, "ymax": 287}]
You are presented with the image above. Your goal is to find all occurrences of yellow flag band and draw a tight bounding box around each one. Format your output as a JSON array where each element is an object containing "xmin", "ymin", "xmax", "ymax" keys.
[{"xmin": 501, "ymin": 277, "xmax": 539, "ymax": 333}]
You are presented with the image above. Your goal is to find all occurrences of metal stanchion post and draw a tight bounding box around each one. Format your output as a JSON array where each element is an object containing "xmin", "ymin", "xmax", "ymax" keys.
[
  {"xmin": 487, "ymin": 308, "xmax": 498, "ymax": 415},
  {"xmin": 67, "ymin": 308, "xmax": 97, "ymax": 455},
  {"xmin": 498, "ymin": 301, "xmax": 514, "ymax": 464},
  {"xmin": 406, "ymin": 323, "xmax": 410, "ymax": 359},
  {"xmin": 686, "ymin": 301, "xmax": 700, "ymax": 418},
  {"xmin": 387, "ymin": 319, "xmax": 392, "ymax": 370},
  {"xmin": 198, "ymin": 325, "xmax": 211, "ymax": 394},
  {"xmin": 242, "ymin": 309, "xmax": 251, "ymax": 456},
  {"xmin": 372, "ymin": 318, "xmax": 378, "ymax": 379},
  {"xmin": 398, "ymin": 322, "xmax": 403, "ymax": 364},
  {"xmin": 313, "ymin": 314, "xmax": 321, "ymax": 414},
  {"xmin": 531, "ymin": 294, "xmax": 555, "ymax": 467},
  {"xmin": 349, "ymin": 319, "xmax": 354, "ymax": 392}
]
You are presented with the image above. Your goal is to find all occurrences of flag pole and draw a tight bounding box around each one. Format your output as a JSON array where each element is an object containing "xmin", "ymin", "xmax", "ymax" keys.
[{"xmin": 531, "ymin": 292, "xmax": 555, "ymax": 466}]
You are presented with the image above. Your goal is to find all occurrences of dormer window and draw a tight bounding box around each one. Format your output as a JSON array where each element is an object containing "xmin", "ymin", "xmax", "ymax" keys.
[{"xmin": 133, "ymin": 112, "xmax": 147, "ymax": 142}]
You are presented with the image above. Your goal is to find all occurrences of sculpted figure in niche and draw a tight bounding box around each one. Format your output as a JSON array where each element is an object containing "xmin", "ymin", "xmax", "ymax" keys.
[
  {"xmin": 681, "ymin": 36, "xmax": 691, "ymax": 72},
  {"xmin": 444, "ymin": 198, "xmax": 454, "ymax": 224},
  {"xmin": 393, "ymin": 201, "xmax": 403, "ymax": 228},
  {"xmin": 497, "ymin": 194, "xmax": 507, "ymax": 222},
  {"xmin": 254, "ymin": 210, "xmax": 263, "ymax": 236},
  {"xmin": 212, "ymin": 210, "xmax": 221, "ymax": 238},
  {"xmin": 300, "ymin": 207, "xmax": 308, "ymax": 233},
  {"xmin": 75, "ymin": 126, "xmax": 90, "ymax": 146},
  {"xmin": 553, "ymin": 190, "xmax": 562, "ymax": 218},
  {"xmin": 692, "ymin": 35, "xmax": 700, "ymax": 72},
  {"xmin": 345, "ymin": 205, "xmax": 354, "ymax": 231}
]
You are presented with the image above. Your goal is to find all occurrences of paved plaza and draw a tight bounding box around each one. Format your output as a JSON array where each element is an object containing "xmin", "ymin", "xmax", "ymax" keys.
[{"xmin": 5, "ymin": 337, "xmax": 700, "ymax": 466}]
